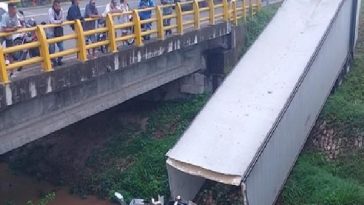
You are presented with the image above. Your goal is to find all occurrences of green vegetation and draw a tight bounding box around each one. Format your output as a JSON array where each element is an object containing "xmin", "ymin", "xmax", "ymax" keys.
[
  {"xmin": 26, "ymin": 193, "xmax": 56, "ymax": 205},
  {"xmin": 243, "ymin": 4, "xmax": 281, "ymax": 51},
  {"xmin": 280, "ymin": 3, "xmax": 364, "ymax": 205},
  {"xmin": 322, "ymin": 53, "xmax": 364, "ymax": 135},
  {"xmin": 282, "ymin": 153, "xmax": 364, "ymax": 205},
  {"xmin": 71, "ymin": 95, "xmax": 210, "ymax": 201}
]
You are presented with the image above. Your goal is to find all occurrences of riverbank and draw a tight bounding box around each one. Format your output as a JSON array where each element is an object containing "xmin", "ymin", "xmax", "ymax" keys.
[{"xmin": 279, "ymin": 3, "xmax": 364, "ymax": 205}]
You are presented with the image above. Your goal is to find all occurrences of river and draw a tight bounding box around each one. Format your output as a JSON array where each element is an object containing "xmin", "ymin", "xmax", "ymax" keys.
[{"xmin": 0, "ymin": 163, "xmax": 113, "ymax": 205}]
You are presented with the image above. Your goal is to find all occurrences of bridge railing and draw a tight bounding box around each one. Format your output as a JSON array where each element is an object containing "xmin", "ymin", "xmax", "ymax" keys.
[
  {"xmin": 112, "ymin": 11, "xmax": 136, "ymax": 46},
  {"xmin": 0, "ymin": 0, "xmax": 261, "ymax": 84},
  {"xmin": 45, "ymin": 21, "xmax": 80, "ymax": 67}
]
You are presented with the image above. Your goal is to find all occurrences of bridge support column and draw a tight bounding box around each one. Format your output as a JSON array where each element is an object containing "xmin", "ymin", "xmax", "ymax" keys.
[
  {"xmin": 180, "ymin": 73, "xmax": 209, "ymax": 95},
  {"xmin": 205, "ymin": 48, "xmax": 232, "ymax": 90}
]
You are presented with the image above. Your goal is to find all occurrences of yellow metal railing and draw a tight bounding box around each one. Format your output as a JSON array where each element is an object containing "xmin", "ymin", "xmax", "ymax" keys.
[{"xmin": 0, "ymin": 0, "xmax": 261, "ymax": 84}]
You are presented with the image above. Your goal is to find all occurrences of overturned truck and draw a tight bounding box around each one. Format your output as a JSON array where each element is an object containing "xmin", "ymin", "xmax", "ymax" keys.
[{"xmin": 166, "ymin": 0, "xmax": 361, "ymax": 204}]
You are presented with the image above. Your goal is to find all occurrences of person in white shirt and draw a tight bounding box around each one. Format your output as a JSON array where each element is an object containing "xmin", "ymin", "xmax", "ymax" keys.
[
  {"xmin": 48, "ymin": 0, "xmax": 65, "ymax": 66},
  {"xmin": 102, "ymin": 0, "xmax": 121, "ymax": 17},
  {"xmin": 1, "ymin": 3, "xmax": 23, "ymax": 76},
  {"xmin": 119, "ymin": 0, "xmax": 131, "ymax": 38}
]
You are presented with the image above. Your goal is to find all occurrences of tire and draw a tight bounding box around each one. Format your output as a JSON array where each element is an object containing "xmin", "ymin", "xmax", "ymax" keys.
[
  {"xmin": 29, "ymin": 48, "xmax": 40, "ymax": 58},
  {"xmin": 143, "ymin": 35, "xmax": 150, "ymax": 40},
  {"xmin": 126, "ymin": 38, "xmax": 135, "ymax": 45},
  {"xmin": 98, "ymin": 34, "xmax": 107, "ymax": 53},
  {"xmin": 12, "ymin": 38, "xmax": 26, "ymax": 61},
  {"xmin": 126, "ymin": 28, "xmax": 135, "ymax": 45},
  {"xmin": 100, "ymin": 45, "xmax": 107, "ymax": 54},
  {"xmin": 126, "ymin": 32, "xmax": 135, "ymax": 45}
]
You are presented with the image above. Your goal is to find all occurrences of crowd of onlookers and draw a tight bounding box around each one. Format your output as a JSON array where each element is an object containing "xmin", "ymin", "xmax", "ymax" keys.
[
  {"xmin": 58, "ymin": 0, "xmax": 161, "ymax": 60},
  {"xmin": 1, "ymin": 0, "xmax": 176, "ymax": 74}
]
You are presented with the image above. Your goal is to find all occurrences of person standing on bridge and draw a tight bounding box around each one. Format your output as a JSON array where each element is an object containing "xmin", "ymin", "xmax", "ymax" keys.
[
  {"xmin": 102, "ymin": 0, "xmax": 122, "ymax": 17},
  {"xmin": 0, "ymin": 3, "xmax": 22, "ymax": 43},
  {"xmin": 102, "ymin": 0, "xmax": 122, "ymax": 37},
  {"xmin": 161, "ymin": 0, "xmax": 173, "ymax": 36},
  {"xmin": 138, "ymin": 0, "xmax": 154, "ymax": 40},
  {"xmin": 48, "ymin": 0, "xmax": 65, "ymax": 66},
  {"xmin": 119, "ymin": 0, "xmax": 132, "ymax": 44},
  {"xmin": 1, "ymin": 3, "xmax": 23, "ymax": 77},
  {"xmin": 67, "ymin": 0, "xmax": 82, "ymax": 30},
  {"xmin": 84, "ymin": 0, "xmax": 101, "ymax": 58}
]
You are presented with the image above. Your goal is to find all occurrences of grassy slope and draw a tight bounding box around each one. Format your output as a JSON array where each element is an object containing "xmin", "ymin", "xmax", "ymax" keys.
[
  {"xmin": 280, "ymin": 3, "xmax": 364, "ymax": 205},
  {"xmin": 71, "ymin": 95, "xmax": 210, "ymax": 201}
]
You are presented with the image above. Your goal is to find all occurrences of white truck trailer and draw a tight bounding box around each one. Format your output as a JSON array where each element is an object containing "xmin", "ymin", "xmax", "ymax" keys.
[{"xmin": 166, "ymin": 0, "xmax": 362, "ymax": 204}]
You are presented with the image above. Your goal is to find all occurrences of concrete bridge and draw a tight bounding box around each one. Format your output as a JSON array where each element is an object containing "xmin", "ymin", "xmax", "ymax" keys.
[{"xmin": 0, "ymin": 1, "xmax": 251, "ymax": 154}]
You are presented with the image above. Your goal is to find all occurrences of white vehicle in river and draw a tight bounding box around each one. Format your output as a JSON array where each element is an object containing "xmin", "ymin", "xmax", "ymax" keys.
[{"xmin": 166, "ymin": 0, "xmax": 361, "ymax": 205}]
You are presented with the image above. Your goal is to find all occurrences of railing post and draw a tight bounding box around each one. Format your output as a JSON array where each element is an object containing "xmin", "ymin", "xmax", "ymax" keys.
[
  {"xmin": 36, "ymin": 26, "xmax": 52, "ymax": 72},
  {"xmin": 106, "ymin": 14, "xmax": 117, "ymax": 53},
  {"xmin": 132, "ymin": 10, "xmax": 143, "ymax": 47},
  {"xmin": 242, "ymin": 0, "xmax": 247, "ymax": 21},
  {"xmin": 232, "ymin": 0, "xmax": 237, "ymax": 25},
  {"xmin": 257, "ymin": 0, "xmax": 262, "ymax": 11},
  {"xmin": 156, "ymin": 6, "xmax": 165, "ymax": 40},
  {"xmin": 208, "ymin": 0, "xmax": 215, "ymax": 25},
  {"xmin": 176, "ymin": 2, "xmax": 183, "ymax": 35},
  {"xmin": 193, "ymin": 0, "xmax": 200, "ymax": 29},
  {"xmin": 249, "ymin": 0, "xmax": 253, "ymax": 18},
  {"xmin": 0, "ymin": 47, "xmax": 9, "ymax": 84},
  {"xmin": 74, "ymin": 20, "xmax": 87, "ymax": 61},
  {"xmin": 223, "ymin": 0, "xmax": 229, "ymax": 21}
]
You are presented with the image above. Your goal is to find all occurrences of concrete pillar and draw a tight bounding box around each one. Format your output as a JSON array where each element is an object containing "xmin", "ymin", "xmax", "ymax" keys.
[
  {"xmin": 205, "ymin": 48, "xmax": 232, "ymax": 90},
  {"xmin": 180, "ymin": 73, "xmax": 208, "ymax": 95}
]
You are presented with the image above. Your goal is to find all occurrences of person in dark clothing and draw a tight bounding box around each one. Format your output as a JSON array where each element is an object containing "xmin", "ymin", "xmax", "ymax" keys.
[
  {"xmin": 138, "ymin": 0, "xmax": 154, "ymax": 40},
  {"xmin": 161, "ymin": 0, "xmax": 173, "ymax": 35},
  {"xmin": 84, "ymin": 0, "xmax": 100, "ymax": 58},
  {"xmin": 67, "ymin": 0, "xmax": 82, "ymax": 30}
]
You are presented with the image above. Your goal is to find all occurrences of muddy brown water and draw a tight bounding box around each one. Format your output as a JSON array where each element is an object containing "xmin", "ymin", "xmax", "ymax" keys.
[{"xmin": 0, "ymin": 163, "xmax": 113, "ymax": 205}]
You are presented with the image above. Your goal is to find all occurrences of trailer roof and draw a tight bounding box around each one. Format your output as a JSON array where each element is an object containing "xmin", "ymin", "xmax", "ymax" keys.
[{"xmin": 166, "ymin": 0, "xmax": 343, "ymax": 185}]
